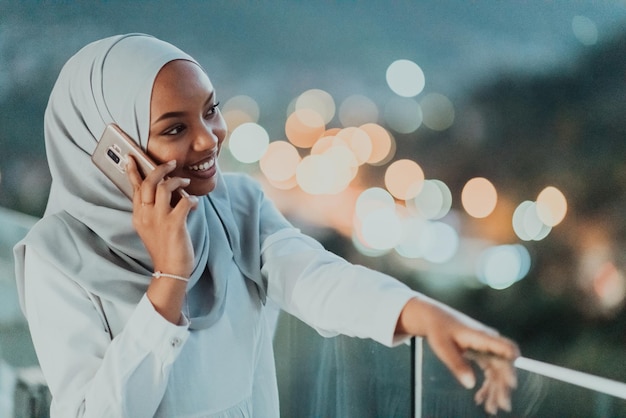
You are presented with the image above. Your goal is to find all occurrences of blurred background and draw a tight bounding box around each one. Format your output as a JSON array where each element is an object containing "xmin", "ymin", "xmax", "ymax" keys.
[{"xmin": 1, "ymin": 1, "xmax": 625, "ymax": 416}]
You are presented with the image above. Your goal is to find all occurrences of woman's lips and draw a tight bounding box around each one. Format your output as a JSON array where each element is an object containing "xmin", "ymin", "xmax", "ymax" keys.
[{"xmin": 185, "ymin": 156, "xmax": 216, "ymax": 179}]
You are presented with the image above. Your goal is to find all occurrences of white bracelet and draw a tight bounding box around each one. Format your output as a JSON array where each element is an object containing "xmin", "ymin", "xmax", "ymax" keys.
[{"xmin": 152, "ymin": 271, "xmax": 189, "ymax": 282}]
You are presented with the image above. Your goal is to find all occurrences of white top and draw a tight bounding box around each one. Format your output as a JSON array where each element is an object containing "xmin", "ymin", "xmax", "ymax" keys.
[{"xmin": 23, "ymin": 228, "xmax": 417, "ymax": 417}]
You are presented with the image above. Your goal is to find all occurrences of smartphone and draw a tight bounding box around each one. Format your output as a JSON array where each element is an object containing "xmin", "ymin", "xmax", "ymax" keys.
[{"xmin": 92, "ymin": 124, "xmax": 189, "ymax": 201}]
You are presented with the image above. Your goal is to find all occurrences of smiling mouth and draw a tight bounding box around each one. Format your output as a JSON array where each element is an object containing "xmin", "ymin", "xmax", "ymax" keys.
[{"xmin": 187, "ymin": 157, "xmax": 215, "ymax": 172}]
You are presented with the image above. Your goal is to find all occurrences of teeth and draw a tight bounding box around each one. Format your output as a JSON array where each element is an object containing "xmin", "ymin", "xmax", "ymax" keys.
[{"xmin": 188, "ymin": 158, "xmax": 215, "ymax": 171}]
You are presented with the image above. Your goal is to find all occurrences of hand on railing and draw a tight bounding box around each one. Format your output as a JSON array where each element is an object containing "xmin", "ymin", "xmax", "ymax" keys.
[{"xmin": 464, "ymin": 349, "xmax": 518, "ymax": 415}]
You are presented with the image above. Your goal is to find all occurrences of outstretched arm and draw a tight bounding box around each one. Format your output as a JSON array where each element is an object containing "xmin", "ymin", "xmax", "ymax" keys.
[{"xmin": 396, "ymin": 296, "xmax": 519, "ymax": 415}]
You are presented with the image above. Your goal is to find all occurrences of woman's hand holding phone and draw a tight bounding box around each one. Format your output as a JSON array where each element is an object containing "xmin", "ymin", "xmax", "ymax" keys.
[{"xmin": 126, "ymin": 156, "xmax": 198, "ymax": 323}]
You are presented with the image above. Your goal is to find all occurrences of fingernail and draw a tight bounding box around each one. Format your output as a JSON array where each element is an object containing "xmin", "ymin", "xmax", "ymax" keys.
[
  {"xmin": 460, "ymin": 373, "xmax": 476, "ymax": 389},
  {"xmin": 167, "ymin": 160, "xmax": 177, "ymax": 166},
  {"xmin": 182, "ymin": 178, "xmax": 191, "ymax": 184}
]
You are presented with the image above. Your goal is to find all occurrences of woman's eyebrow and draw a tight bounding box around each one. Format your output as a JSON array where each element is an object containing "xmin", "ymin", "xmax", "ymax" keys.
[{"xmin": 152, "ymin": 92, "xmax": 215, "ymax": 125}]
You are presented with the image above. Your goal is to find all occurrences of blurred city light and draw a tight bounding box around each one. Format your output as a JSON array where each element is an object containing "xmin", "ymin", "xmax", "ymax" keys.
[
  {"xmin": 461, "ymin": 177, "xmax": 498, "ymax": 218},
  {"xmin": 384, "ymin": 159, "xmax": 425, "ymax": 200},
  {"xmin": 355, "ymin": 187, "xmax": 395, "ymax": 221},
  {"xmin": 477, "ymin": 244, "xmax": 531, "ymax": 289},
  {"xmin": 285, "ymin": 109, "xmax": 326, "ymax": 148},
  {"xmin": 295, "ymin": 88, "xmax": 336, "ymax": 124},
  {"xmin": 420, "ymin": 221, "xmax": 459, "ymax": 263},
  {"xmin": 384, "ymin": 97, "xmax": 423, "ymax": 133},
  {"xmin": 358, "ymin": 205, "xmax": 403, "ymax": 251},
  {"xmin": 338, "ymin": 94, "xmax": 379, "ymax": 127},
  {"xmin": 223, "ymin": 95, "xmax": 260, "ymax": 122},
  {"xmin": 260, "ymin": 140, "xmax": 301, "ymax": 184},
  {"xmin": 513, "ymin": 200, "xmax": 552, "ymax": 241},
  {"xmin": 408, "ymin": 179, "xmax": 452, "ymax": 220},
  {"xmin": 536, "ymin": 186, "xmax": 567, "ymax": 227},
  {"xmin": 592, "ymin": 263, "xmax": 626, "ymax": 309},
  {"xmin": 395, "ymin": 217, "xmax": 428, "ymax": 259},
  {"xmin": 336, "ymin": 127, "xmax": 372, "ymax": 165},
  {"xmin": 222, "ymin": 95, "xmax": 260, "ymax": 133},
  {"xmin": 296, "ymin": 153, "xmax": 352, "ymax": 195},
  {"xmin": 228, "ymin": 122, "xmax": 269, "ymax": 163},
  {"xmin": 420, "ymin": 93, "xmax": 455, "ymax": 131},
  {"xmin": 572, "ymin": 15, "xmax": 598, "ymax": 46},
  {"xmin": 359, "ymin": 123, "xmax": 396, "ymax": 166},
  {"xmin": 386, "ymin": 59, "xmax": 426, "ymax": 97}
]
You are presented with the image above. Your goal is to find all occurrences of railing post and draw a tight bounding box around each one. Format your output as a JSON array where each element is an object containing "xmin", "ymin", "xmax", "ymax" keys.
[{"xmin": 411, "ymin": 337, "xmax": 423, "ymax": 418}]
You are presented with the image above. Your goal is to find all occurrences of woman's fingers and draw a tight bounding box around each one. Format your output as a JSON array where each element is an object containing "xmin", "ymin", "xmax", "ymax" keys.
[
  {"xmin": 429, "ymin": 337, "xmax": 477, "ymax": 389},
  {"xmin": 137, "ymin": 159, "xmax": 177, "ymax": 206},
  {"xmin": 154, "ymin": 176, "xmax": 191, "ymax": 209}
]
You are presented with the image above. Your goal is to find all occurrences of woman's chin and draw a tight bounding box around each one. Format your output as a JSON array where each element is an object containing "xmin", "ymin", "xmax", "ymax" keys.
[{"xmin": 185, "ymin": 177, "xmax": 218, "ymax": 197}]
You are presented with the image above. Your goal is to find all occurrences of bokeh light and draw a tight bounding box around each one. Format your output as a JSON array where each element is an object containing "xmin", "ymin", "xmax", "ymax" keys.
[
  {"xmin": 408, "ymin": 179, "xmax": 452, "ymax": 220},
  {"xmin": 536, "ymin": 186, "xmax": 567, "ymax": 227},
  {"xmin": 336, "ymin": 127, "xmax": 372, "ymax": 165},
  {"xmin": 228, "ymin": 122, "xmax": 269, "ymax": 163},
  {"xmin": 296, "ymin": 152, "xmax": 353, "ymax": 195},
  {"xmin": 260, "ymin": 140, "xmax": 301, "ymax": 183},
  {"xmin": 572, "ymin": 15, "xmax": 598, "ymax": 46},
  {"xmin": 513, "ymin": 200, "xmax": 552, "ymax": 241},
  {"xmin": 421, "ymin": 221, "xmax": 459, "ymax": 263},
  {"xmin": 384, "ymin": 97, "xmax": 423, "ymax": 134},
  {"xmin": 338, "ymin": 94, "xmax": 379, "ymax": 127},
  {"xmin": 384, "ymin": 159, "xmax": 425, "ymax": 200},
  {"xmin": 295, "ymin": 88, "xmax": 336, "ymax": 124},
  {"xmin": 477, "ymin": 244, "xmax": 531, "ymax": 290},
  {"xmin": 285, "ymin": 109, "xmax": 326, "ymax": 148},
  {"xmin": 359, "ymin": 123, "xmax": 395, "ymax": 165},
  {"xmin": 420, "ymin": 93, "xmax": 455, "ymax": 131},
  {"xmin": 461, "ymin": 177, "xmax": 498, "ymax": 218},
  {"xmin": 355, "ymin": 187, "xmax": 396, "ymax": 221},
  {"xmin": 359, "ymin": 206, "xmax": 403, "ymax": 251},
  {"xmin": 386, "ymin": 59, "xmax": 426, "ymax": 97},
  {"xmin": 222, "ymin": 95, "xmax": 260, "ymax": 133},
  {"xmin": 395, "ymin": 217, "xmax": 428, "ymax": 259}
]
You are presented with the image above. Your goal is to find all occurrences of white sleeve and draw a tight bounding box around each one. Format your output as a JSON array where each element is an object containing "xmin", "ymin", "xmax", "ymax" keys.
[
  {"xmin": 23, "ymin": 247, "xmax": 190, "ymax": 418},
  {"xmin": 261, "ymin": 228, "xmax": 419, "ymax": 347}
]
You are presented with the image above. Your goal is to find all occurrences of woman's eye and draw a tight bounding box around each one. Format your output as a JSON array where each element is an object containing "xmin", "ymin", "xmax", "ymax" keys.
[
  {"xmin": 205, "ymin": 102, "xmax": 220, "ymax": 118},
  {"xmin": 164, "ymin": 124, "xmax": 185, "ymax": 136}
]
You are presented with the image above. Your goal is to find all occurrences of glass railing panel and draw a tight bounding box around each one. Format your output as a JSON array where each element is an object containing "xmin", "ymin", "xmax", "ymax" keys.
[{"xmin": 415, "ymin": 338, "xmax": 626, "ymax": 417}]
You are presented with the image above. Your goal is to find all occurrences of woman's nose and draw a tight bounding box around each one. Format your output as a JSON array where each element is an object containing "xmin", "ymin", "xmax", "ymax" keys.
[{"xmin": 193, "ymin": 125, "xmax": 220, "ymax": 152}]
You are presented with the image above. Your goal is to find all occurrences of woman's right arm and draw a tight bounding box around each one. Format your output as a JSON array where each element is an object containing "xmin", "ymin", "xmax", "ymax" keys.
[{"xmin": 23, "ymin": 247, "xmax": 190, "ymax": 417}]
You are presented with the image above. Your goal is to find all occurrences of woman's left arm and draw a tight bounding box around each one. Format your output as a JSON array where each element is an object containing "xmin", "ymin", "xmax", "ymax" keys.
[{"xmin": 261, "ymin": 229, "xmax": 518, "ymax": 415}]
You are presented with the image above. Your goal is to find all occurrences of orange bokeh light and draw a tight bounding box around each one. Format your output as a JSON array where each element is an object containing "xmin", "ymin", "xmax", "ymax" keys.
[
  {"xmin": 462, "ymin": 177, "xmax": 498, "ymax": 218},
  {"xmin": 359, "ymin": 123, "xmax": 394, "ymax": 165},
  {"xmin": 285, "ymin": 109, "xmax": 326, "ymax": 149},
  {"xmin": 260, "ymin": 140, "xmax": 301, "ymax": 183},
  {"xmin": 384, "ymin": 159, "xmax": 425, "ymax": 200}
]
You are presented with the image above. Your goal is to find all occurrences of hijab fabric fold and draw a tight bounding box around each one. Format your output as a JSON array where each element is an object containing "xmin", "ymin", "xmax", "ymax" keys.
[{"xmin": 13, "ymin": 34, "xmax": 284, "ymax": 330}]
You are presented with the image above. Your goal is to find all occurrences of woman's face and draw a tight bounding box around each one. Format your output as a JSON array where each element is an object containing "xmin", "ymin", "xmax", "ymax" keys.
[{"xmin": 147, "ymin": 60, "xmax": 227, "ymax": 196}]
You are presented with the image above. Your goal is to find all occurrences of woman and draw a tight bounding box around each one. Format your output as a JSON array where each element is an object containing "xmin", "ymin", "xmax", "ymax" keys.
[{"xmin": 14, "ymin": 33, "xmax": 518, "ymax": 417}]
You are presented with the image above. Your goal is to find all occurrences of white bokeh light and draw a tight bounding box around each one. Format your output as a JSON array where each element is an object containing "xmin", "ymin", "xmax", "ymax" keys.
[
  {"xmin": 296, "ymin": 89, "xmax": 336, "ymax": 124},
  {"xmin": 384, "ymin": 97, "xmax": 423, "ymax": 134},
  {"xmin": 572, "ymin": 15, "xmax": 598, "ymax": 46},
  {"xmin": 360, "ymin": 207, "xmax": 403, "ymax": 251},
  {"xmin": 421, "ymin": 221, "xmax": 459, "ymax": 263},
  {"xmin": 228, "ymin": 122, "xmax": 269, "ymax": 163},
  {"xmin": 477, "ymin": 245, "xmax": 531, "ymax": 290},
  {"xmin": 420, "ymin": 93, "xmax": 455, "ymax": 131},
  {"xmin": 355, "ymin": 187, "xmax": 396, "ymax": 221},
  {"xmin": 409, "ymin": 179, "xmax": 452, "ymax": 220},
  {"xmin": 386, "ymin": 59, "xmax": 426, "ymax": 97},
  {"xmin": 513, "ymin": 201, "xmax": 552, "ymax": 241}
]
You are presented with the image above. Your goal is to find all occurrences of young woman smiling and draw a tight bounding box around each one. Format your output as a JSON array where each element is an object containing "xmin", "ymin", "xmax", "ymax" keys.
[{"xmin": 14, "ymin": 34, "xmax": 518, "ymax": 417}]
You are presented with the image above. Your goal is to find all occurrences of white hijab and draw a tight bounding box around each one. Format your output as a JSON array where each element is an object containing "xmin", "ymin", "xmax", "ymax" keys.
[{"xmin": 14, "ymin": 34, "xmax": 284, "ymax": 330}]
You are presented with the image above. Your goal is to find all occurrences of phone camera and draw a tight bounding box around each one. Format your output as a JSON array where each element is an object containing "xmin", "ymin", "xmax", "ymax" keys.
[{"xmin": 107, "ymin": 148, "xmax": 121, "ymax": 165}]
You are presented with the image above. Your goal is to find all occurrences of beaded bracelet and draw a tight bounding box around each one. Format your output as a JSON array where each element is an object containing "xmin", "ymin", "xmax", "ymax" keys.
[{"xmin": 152, "ymin": 271, "xmax": 189, "ymax": 282}]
